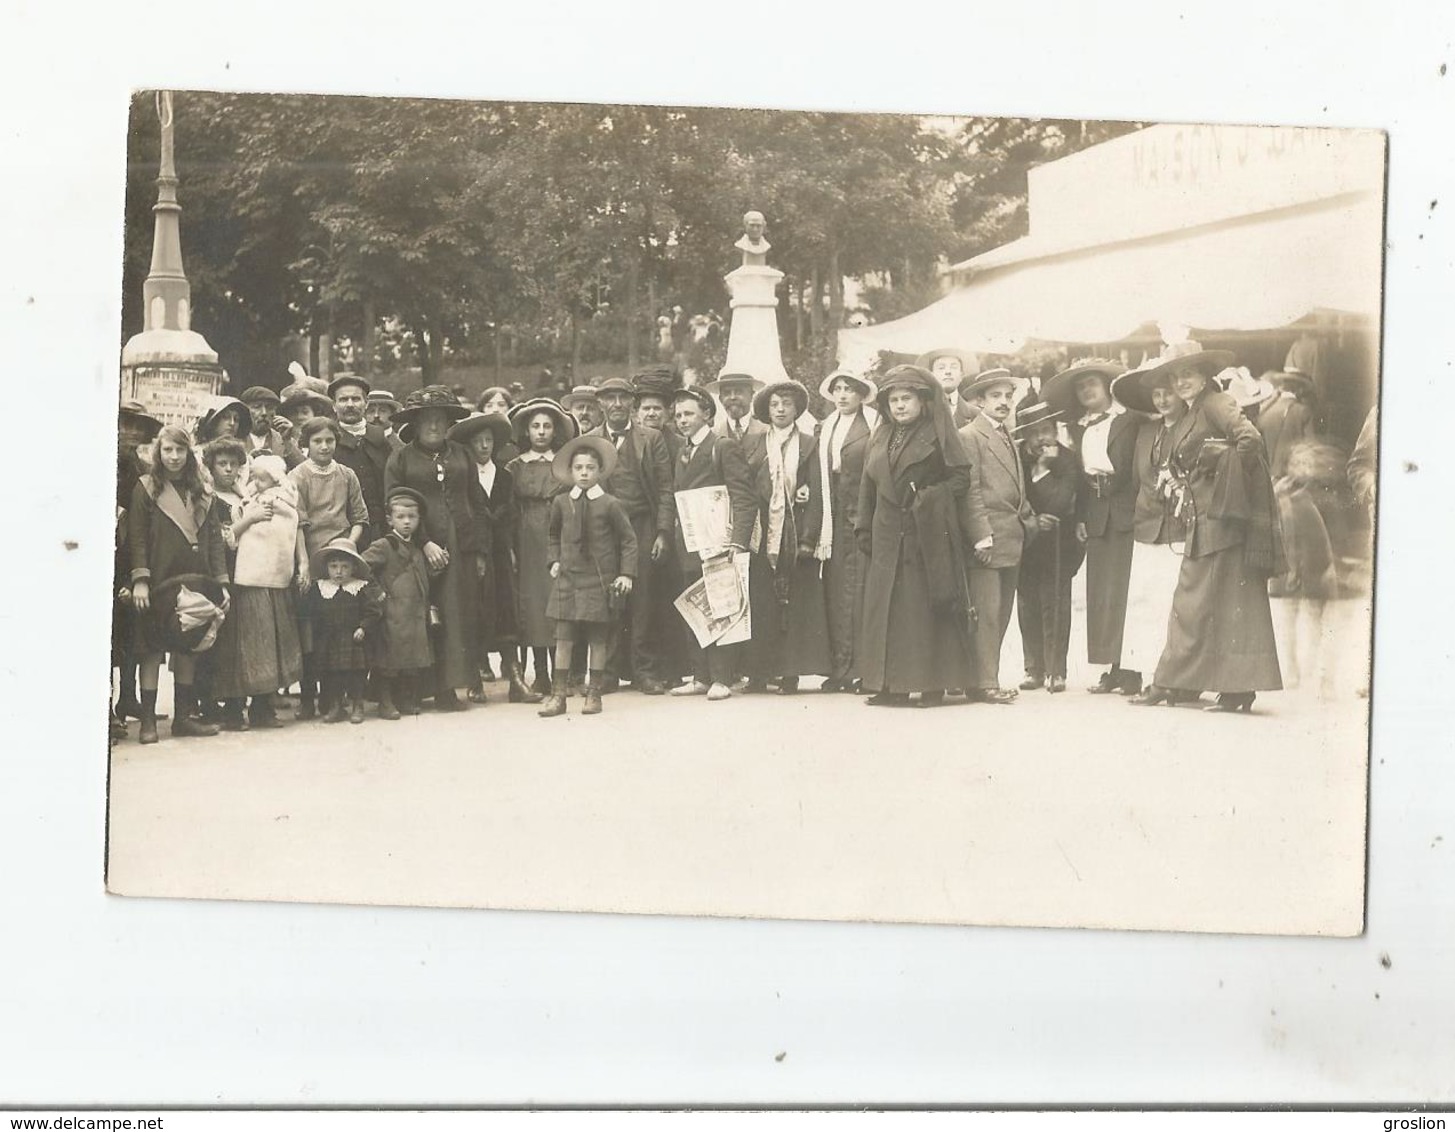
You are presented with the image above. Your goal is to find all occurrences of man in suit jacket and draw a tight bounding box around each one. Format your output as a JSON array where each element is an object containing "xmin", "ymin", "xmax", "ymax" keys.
[
  {"xmin": 330, "ymin": 373, "xmax": 400, "ymax": 546},
  {"xmin": 585, "ymin": 376, "xmax": 677, "ymax": 694},
  {"xmin": 916, "ymin": 348, "xmax": 979, "ymax": 428},
  {"xmin": 668, "ymin": 387, "xmax": 757, "ymax": 701},
  {"xmin": 708, "ymin": 373, "xmax": 769, "ymax": 471},
  {"xmin": 1045, "ymin": 358, "xmax": 1141, "ymax": 694},
  {"xmin": 240, "ymin": 385, "xmax": 305, "ymax": 469},
  {"xmin": 959, "ymin": 369, "xmax": 1038, "ymax": 703}
]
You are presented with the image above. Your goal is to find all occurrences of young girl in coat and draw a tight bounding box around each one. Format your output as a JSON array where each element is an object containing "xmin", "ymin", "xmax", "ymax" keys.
[
  {"xmin": 538, "ymin": 435, "xmax": 636, "ymax": 717},
  {"xmin": 127, "ymin": 425, "xmax": 230, "ymax": 744},
  {"xmin": 505, "ymin": 400, "xmax": 575, "ymax": 696},
  {"xmin": 300, "ymin": 539, "xmax": 385, "ymax": 724},
  {"xmin": 197, "ymin": 437, "xmax": 248, "ymax": 727}
]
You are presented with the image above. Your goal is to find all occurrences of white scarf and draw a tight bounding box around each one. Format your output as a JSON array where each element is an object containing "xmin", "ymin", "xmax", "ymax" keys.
[
  {"xmin": 815, "ymin": 406, "xmax": 878, "ymax": 560},
  {"xmin": 339, "ymin": 418, "xmax": 367, "ymax": 438},
  {"xmin": 764, "ymin": 424, "xmax": 801, "ymax": 569}
]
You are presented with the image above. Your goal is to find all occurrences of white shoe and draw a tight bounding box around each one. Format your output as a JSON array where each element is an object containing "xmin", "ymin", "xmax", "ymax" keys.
[
  {"xmin": 707, "ymin": 682, "xmax": 732, "ymax": 702},
  {"xmin": 671, "ymin": 680, "xmax": 711, "ymax": 697}
]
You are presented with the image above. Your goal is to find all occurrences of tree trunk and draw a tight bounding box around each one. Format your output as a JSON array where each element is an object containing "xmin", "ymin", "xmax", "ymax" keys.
[
  {"xmin": 319, "ymin": 302, "xmax": 336, "ymax": 381},
  {"xmin": 360, "ymin": 296, "xmax": 376, "ymax": 377},
  {"xmin": 793, "ymin": 277, "xmax": 804, "ymax": 351},
  {"xmin": 626, "ymin": 256, "xmax": 641, "ymax": 372},
  {"xmin": 570, "ymin": 310, "xmax": 583, "ymax": 375},
  {"xmin": 827, "ymin": 247, "xmax": 844, "ymax": 330},
  {"xmin": 415, "ymin": 324, "xmax": 433, "ymax": 386},
  {"xmin": 809, "ymin": 265, "xmax": 823, "ymax": 341},
  {"xmin": 494, "ymin": 326, "xmax": 504, "ymax": 384}
]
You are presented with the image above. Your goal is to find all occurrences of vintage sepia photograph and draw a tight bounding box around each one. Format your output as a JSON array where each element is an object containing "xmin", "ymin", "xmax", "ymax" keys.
[{"xmin": 105, "ymin": 92, "xmax": 1383, "ymax": 936}]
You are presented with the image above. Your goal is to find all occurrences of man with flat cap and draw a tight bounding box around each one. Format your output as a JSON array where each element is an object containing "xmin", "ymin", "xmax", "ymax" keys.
[
  {"xmin": 581, "ymin": 376, "xmax": 677, "ymax": 694},
  {"xmin": 240, "ymin": 385, "xmax": 304, "ymax": 469},
  {"xmin": 329, "ymin": 372, "xmax": 398, "ymax": 546}
]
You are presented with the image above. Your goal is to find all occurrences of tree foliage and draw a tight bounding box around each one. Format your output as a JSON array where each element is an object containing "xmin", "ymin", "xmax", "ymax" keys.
[{"xmin": 121, "ymin": 92, "xmax": 1142, "ymax": 388}]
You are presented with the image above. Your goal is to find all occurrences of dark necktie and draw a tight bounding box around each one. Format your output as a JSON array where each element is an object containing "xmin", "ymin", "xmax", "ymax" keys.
[
  {"xmin": 1083, "ymin": 413, "xmax": 1109, "ymax": 428},
  {"xmin": 612, "ymin": 430, "xmax": 627, "ymax": 449},
  {"xmin": 681, "ymin": 440, "xmax": 694, "ymax": 466}
]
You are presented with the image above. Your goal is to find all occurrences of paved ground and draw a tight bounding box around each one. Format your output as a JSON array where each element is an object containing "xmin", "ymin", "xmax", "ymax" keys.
[{"xmin": 106, "ymin": 586, "xmax": 1372, "ymax": 936}]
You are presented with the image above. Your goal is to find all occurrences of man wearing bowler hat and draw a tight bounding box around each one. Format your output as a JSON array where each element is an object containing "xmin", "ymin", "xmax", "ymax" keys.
[
  {"xmin": 1043, "ymin": 357, "xmax": 1142, "ymax": 695},
  {"xmin": 328, "ymin": 372, "xmax": 398, "ymax": 546},
  {"xmin": 582, "ymin": 376, "xmax": 677, "ymax": 694},
  {"xmin": 667, "ymin": 386, "xmax": 757, "ymax": 701},
  {"xmin": 708, "ymin": 372, "xmax": 769, "ymax": 463}
]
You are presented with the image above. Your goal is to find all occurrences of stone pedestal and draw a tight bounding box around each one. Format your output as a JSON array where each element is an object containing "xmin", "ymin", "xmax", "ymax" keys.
[{"xmin": 720, "ymin": 264, "xmax": 789, "ymax": 384}]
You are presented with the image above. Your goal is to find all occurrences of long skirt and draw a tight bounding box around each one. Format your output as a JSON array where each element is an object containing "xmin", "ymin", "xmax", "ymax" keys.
[
  {"xmin": 1155, "ymin": 544, "xmax": 1283, "ymax": 693},
  {"xmin": 748, "ymin": 552, "xmax": 832, "ymax": 680},
  {"xmin": 212, "ymin": 586, "xmax": 303, "ymax": 698},
  {"xmin": 1121, "ymin": 541, "xmax": 1184, "ymax": 675},
  {"xmin": 823, "ymin": 508, "xmax": 867, "ymax": 682},
  {"xmin": 515, "ymin": 498, "xmax": 555, "ymax": 647},
  {"xmin": 1085, "ymin": 528, "xmax": 1135, "ymax": 665},
  {"xmin": 430, "ymin": 554, "xmax": 478, "ymax": 689},
  {"xmin": 475, "ymin": 550, "xmax": 519, "ymax": 652}
]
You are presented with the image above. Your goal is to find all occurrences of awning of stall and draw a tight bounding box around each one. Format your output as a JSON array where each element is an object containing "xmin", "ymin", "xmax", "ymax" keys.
[{"xmin": 836, "ymin": 123, "xmax": 1386, "ymax": 369}]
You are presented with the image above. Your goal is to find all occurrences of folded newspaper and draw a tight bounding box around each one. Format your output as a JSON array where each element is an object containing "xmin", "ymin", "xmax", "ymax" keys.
[{"xmin": 673, "ymin": 551, "xmax": 752, "ymax": 647}]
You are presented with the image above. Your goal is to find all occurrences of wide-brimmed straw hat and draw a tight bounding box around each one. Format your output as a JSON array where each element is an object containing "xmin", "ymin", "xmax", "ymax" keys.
[
  {"xmin": 309, "ymin": 536, "xmax": 372, "ymax": 581},
  {"xmin": 551, "ymin": 434, "xmax": 618, "ymax": 484},
  {"xmin": 510, "ymin": 398, "xmax": 576, "ymax": 447},
  {"xmin": 1042, "ymin": 358, "xmax": 1125, "ymax": 416},
  {"xmin": 393, "ymin": 384, "xmax": 471, "ymax": 429},
  {"xmin": 818, "ymin": 368, "xmax": 878, "ymax": 401},
  {"xmin": 959, "ymin": 367, "xmax": 1019, "ymax": 402},
  {"xmin": 560, "ymin": 384, "xmax": 602, "ymax": 412},
  {"xmin": 702, "ymin": 372, "xmax": 765, "ymax": 397},
  {"xmin": 752, "ymin": 380, "xmax": 810, "ymax": 423},
  {"xmin": 1135, "ymin": 341, "xmax": 1236, "ymax": 387},
  {"xmin": 447, "ymin": 411, "xmax": 514, "ymax": 450},
  {"xmin": 1220, "ymin": 367, "xmax": 1279, "ymax": 409},
  {"xmin": 913, "ymin": 347, "xmax": 976, "ymax": 375},
  {"xmin": 326, "ymin": 372, "xmax": 371, "ymax": 399},
  {"xmin": 118, "ymin": 400, "xmax": 164, "ymax": 439}
]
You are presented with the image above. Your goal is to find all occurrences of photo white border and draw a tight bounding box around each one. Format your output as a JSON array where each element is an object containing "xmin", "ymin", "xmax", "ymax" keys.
[{"xmin": 2, "ymin": 0, "xmax": 1452, "ymax": 1105}]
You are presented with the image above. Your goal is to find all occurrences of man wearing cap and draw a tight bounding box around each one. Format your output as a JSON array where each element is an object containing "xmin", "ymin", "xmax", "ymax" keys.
[
  {"xmin": 365, "ymin": 390, "xmax": 402, "ymax": 435},
  {"xmin": 1044, "ymin": 358, "xmax": 1142, "ymax": 695},
  {"xmin": 584, "ymin": 376, "xmax": 676, "ymax": 694},
  {"xmin": 667, "ymin": 386, "xmax": 757, "ymax": 701},
  {"xmin": 240, "ymin": 385, "xmax": 304, "ymax": 469},
  {"xmin": 329, "ymin": 372, "xmax": 397, "ymax": 546},
  {"xmin": 958, "ymin": 368, "xmax": 1038, "ymax": 704},
  {"xmin": 563, "ymin": 385, "xmax": 605, "ymax": 436}
]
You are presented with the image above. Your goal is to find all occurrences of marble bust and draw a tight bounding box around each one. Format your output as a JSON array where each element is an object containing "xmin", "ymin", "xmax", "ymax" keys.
[{"xmin": 733, "ymin": 210, "xmax": 771, "ymax": 266}]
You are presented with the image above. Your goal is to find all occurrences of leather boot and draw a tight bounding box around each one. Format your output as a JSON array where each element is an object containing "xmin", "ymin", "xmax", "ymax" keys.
[
  {"xmin": 377, "ymin": 681, "xmax": 401, "ymax": 720},
  {"xmin": 138, "ymin": 688, "xmax": 159, "ymax": 745},
  {"xmin": 505, "ymin": 656, "xmax": 543, "ymax": 704},
  {"xmin": 537, "ymin": 674, "xmax": 569, "ymax": 718},
  {"xmin": 582, "ymin": 672, "xmax": 604, "ymax": 715},
  {"xmin": 530, "ymin": 661, "xmax": 552, "ymax": 698},
  {"xmin": 171, "ymin": 683, "xmax": 219, "ymax": 738}
]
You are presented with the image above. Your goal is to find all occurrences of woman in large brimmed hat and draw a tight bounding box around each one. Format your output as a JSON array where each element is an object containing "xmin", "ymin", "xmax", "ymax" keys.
[
  {"xmin": 113, "ymin": 402, "xmax": 167, "ymax": 730},
  {"xmin": 383, "ymin": 385, "xmax": 482, "ymax": 712},
  {"xmin": 447, "ymin": 411, "xmax": 534, "ymax": 700},
  {"xmin": 504, "ymin": 398, "xmax": 577, "ymax": 695},
  {"xmin": 857, "ymin": 365, "xmax": 975, "ymax": 706},
  {"xmin": 815, "ymin": 369, "xmax": 881, "ymax": 692},
  {"xmin": 1110, "ymin": 359, "xmax": 1194, "ymax": 703},
  {"xmin": 194, "ymin": 395, "xmax": 253, "ymax": 445},
  {"xmin": 1134, "ymin": 341, "xmax": 1283, "ymax": 711},
  {"xmin": 1040, "ymin": 358, "xmax": 1126, "ymax": 420},
  {"xmin": 740, "ymin": 381, "xmax": 830, "ymax": 694}
]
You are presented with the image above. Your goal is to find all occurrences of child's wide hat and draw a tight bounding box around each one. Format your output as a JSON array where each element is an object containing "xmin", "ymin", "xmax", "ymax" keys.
[
  {"xmin": 310, "ymin": 537, "xmax": 372, "ymax": 581},
  {"xmin": 551, "ymin": 434, "xmax": 618, "ymax": 484}
]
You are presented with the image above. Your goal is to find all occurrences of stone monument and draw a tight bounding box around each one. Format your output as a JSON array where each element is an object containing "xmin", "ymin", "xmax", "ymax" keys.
[
  {"xmin": 120, "ymin": 91, "xmax": 225, "ymax": 429},
  {"xmin": 719, "ymin": 210, "xmax": 789, "ymax": 385}
]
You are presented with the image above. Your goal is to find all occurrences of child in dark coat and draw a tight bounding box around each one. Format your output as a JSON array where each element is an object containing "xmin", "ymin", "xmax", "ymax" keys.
[
  {"xmin": 361, "ymin": 487, "xmax": 436, "ymax": 718},
  {"xmin": 300, "ymin": 539, "xmax": 384, "ymax": 724},
  {"xmin": 538, "ymin": 436, "xmax": 637, "ymax": 717}
]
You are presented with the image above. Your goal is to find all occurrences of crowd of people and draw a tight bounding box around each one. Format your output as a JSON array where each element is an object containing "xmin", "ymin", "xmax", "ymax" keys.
[{"xmin": 110, "ymin": 341, "xmax": 1376, "ymax": 743}]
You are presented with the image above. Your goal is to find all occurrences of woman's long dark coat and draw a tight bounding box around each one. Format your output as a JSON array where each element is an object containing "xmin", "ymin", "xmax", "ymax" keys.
[{"xmin": 854, "ymin": 420, "xmax": 974, "ymax": 693}]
